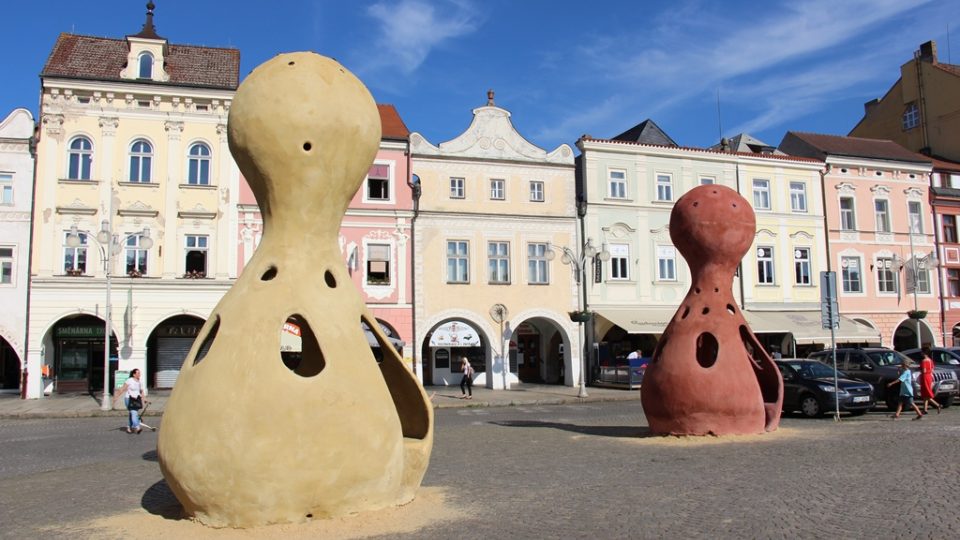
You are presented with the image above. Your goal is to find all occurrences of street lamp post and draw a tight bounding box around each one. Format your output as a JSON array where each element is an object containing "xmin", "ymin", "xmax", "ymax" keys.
[
  {"xmin": 547, "ymin": 239, "xmax": 610, "ymax": 398},
  {"xmin": 905, "ymin": 223, "xmax": 938, "ymax": 349},
  {"xmin": 67, "ymin": 220, "xmax": 152, "ymax": 410}
]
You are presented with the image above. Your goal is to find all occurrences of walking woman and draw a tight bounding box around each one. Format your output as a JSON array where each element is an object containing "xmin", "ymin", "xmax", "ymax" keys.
[
  {"xmin": 113, "ymin": 368, "xmax": 146, "ymax": 433},
  {"xmin": 919, "ymin": 349, "xmax": 942, "ymax": 414},
  {"xmin": 459, "ymin": 357, "xmax": 475, "ymax": 399}
]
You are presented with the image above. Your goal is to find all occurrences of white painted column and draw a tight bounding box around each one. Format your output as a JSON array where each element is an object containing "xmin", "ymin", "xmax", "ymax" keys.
[{"xmin": 163, "ymin": 120, "xmax": 184, "ymax": 278}]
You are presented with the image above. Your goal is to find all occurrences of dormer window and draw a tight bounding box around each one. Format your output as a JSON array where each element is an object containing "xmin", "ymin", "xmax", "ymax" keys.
[{"xmin": 138, "ymin": 52, "xmax": 154, "ymax": 79}]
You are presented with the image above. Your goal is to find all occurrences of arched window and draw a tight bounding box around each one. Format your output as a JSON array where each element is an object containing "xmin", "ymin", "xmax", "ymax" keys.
[
  {"xmin": 187, "ymin": 142, "xmax": 211, "ymax": 185},
  {"xmin": 67, "ymin": 136, "xmax": 93, "ymax": 180},
  {"xmin": 138, "ymin": 52, "xmax": 154, "ymax": 79},
  {"xmin": 129, "ymin": 139, "xmax": 153, "ymax": 182}
]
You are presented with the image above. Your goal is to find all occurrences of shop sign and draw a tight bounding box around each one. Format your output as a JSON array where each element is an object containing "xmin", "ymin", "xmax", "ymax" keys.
[
  {"xmin": 157, "ymin": 325, "xmax": 202, "ymax": 338},
  {"xmin": 429, "ymin": 321, "xmax": 481, "ymax": 347},
  {"xmin": 56, "ymin": 326, "xmax": 105, "ymax": 338}
]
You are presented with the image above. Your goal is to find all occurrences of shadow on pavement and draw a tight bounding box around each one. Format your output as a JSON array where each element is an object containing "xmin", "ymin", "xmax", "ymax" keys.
[
  {"xmin": 142, "ymin": 480, "xmax": 185, "ymax": 520},
  {"xmin": 491, "ymin": 420, "xmax": 651, "ymax": 438},
  {"xmin": 142, "ymin": 450, "xmax": 158, "ymax": 462}
]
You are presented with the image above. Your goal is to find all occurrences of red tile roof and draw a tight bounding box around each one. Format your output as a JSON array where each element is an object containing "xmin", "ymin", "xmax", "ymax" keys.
[
  {"xmin": 378, "ymin": 104, "xmax": 409, "ymax": 140},
  {"xmin": 931, "ymin": 156, "xmax": 960, "ymax": 173},
  {"xmin": 935, "ymin": 62, "xmax": 960, "ymax": 77},
  {"xmin": 579, "ymin": 135, "xmax": 824, "ymax": 164},
  {"xmin": 779, "ymin": 132, "xmax": 931, "ymax": 164},
  {"xmin": 41, "ymin": 33, "xmax": 239, "ymax": 90}
]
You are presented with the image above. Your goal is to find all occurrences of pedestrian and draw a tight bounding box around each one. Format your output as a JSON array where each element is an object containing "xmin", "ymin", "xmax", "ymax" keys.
[
  {"xmin": 918, "ymin": 348, "xmax": 942, "ymax": 414},
  {"xmin": 459, "ymin": 357, "xmax": 474, "ymax": 399},
  {"xmin": 627, "ymin": 348, "xmax": 641, "ymax": 361},
  {"xmin": 113, "ymin": 368, "xmax": 146, "ymax": 433},
  {"xmin": 886, "ymin": 360, "xmax": 923, "ymax": 420}
]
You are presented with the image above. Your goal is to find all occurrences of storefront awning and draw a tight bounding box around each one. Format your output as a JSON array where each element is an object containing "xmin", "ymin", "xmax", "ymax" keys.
[
  {"xmin": 595, "ymin": 308, "xmax": 677, "ymax": 334},
  {"xmin": 429, "ymin": 321, "xmax": 482, "ymax": 347},
  {"xmin": 744, "ymin": 311, "xmax": 881, "ymax": 344}
]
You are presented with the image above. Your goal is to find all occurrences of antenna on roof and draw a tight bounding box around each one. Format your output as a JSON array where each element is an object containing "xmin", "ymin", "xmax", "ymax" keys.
[
  {"xmin": 948, "ymin": 23, "xmax": 953, "ymax": 64},
  {"xmin": 716, "ymin": 88, "xmax": 723, "ymax": 142}
]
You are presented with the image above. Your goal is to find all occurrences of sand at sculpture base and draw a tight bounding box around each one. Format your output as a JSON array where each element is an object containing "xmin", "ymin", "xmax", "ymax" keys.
[
  {"xmin": 47, "ymin": 487, "xmax": 460, "ymax": 540},
  {"xmin": 567, "ymin": 426, "xmax": 812, "ymax": 447}
]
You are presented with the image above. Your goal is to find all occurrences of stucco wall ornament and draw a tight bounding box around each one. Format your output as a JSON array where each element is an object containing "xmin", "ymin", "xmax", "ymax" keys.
[
  {"xmin": 157, "ymin": 52, "xmax": 434, "ymax": 528},
  {"xmin": 641, "ymin": 184, "xmax": 783, "ymax": 436}
]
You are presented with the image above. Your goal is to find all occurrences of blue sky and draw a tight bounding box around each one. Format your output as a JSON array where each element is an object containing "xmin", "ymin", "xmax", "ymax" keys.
[{"xmin": 1, "ymin": 0, "xmax": 957, "ymax": 152}]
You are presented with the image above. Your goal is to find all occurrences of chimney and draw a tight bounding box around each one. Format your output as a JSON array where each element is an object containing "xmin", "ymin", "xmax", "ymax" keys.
[
  {"xmin": 917, "ymin": 41, "xmax": 937, "ymax": 64},
  {"xmin": 863, "ymin": 98, "xmax": 880, "ymax": 114}
]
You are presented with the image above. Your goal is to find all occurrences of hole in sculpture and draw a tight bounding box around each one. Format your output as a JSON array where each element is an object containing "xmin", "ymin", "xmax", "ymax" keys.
[
  {"xmin": 261, "ymin": 265, "xmax": 278, "ymax": 281},
  {"xmin": 651, "ymin": 335, "xmax": 667, "ymax": 364},
  {"xmin": 280, "ymin": 315, "xmax": 325, "ymax": 377},
  {"xmin": 364, "ymin": 314, "xmax": 430, "ymax": 440},
  {"xmin": 192, "ymin": 315, "xmax": 220, "ymax": 366},
  {"xmin": 303, "ymin": 141, "xmax": 312, "ymax": 151},
  {"xmin": 305, "ymin": 513, "xmax": 313, "ymax": 519},
  {"xmin": 739, "ymin": 325, "xmax": 764, "ymax": 369},
  {"xmin": 693, "ymin": 201, "xmax": 699, "ymax": 207},
  {"xmin": 680, "ymin": 305, "xmax": 690, "ymax": 319},
  {"xmin": 714, "ymin": 287, "xmax": 719, "ymax": 293},
  {"xmin": 325, "ymin": 270, "xmax": 337, "ymax": 288},
  {"xmin": 694, "ymin": 287, "xmax": 701, "ymax": 294},
  {"xmin": 727, "ymin": 304, "xmax": 736, "ymax": 315},
  {"xmin": 288, "ymin": 61, "xmax": 295, "ymax": 66},
  {"xmin": 696, "ymin": 332, "xmax": 719, "ymax": 368},
  {"xmin": 702, "ymin": 307, "xmax": 710, "ymax": 315}
]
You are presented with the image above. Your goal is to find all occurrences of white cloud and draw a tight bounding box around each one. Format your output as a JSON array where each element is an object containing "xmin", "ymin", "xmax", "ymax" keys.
[{"xmin": 362, "ymin": 0, "xmax": 479, "ymax": 75}]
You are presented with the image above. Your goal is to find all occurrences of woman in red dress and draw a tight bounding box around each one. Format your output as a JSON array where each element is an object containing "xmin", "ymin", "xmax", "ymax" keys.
[{"xmin": 919, "ymin": 350, "xmax": 942, "ymax": 414}]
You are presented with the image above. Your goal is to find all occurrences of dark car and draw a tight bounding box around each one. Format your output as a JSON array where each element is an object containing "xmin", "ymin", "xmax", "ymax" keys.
[
  {"xmin": 808, "ymin": 347, "xmax": 959, "ymax": 409},
  {"xmin": 902, "ymin": 347, "xmax": 960, "ymax": 379},
  {"xmin": 776, "ymin": 359, "xmax": 874, "ymax": 417}
]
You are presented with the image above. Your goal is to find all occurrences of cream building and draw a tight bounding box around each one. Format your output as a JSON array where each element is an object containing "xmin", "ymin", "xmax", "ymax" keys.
[
  {"xmin": 411, "ymin": 91, "xmax": 580, "ymax": 389},
  {"xmin": 0, "ymin": 108, "xmax": 35, "ymax": 394},
  {"xmin": 26, "ymin": 5, "xmax": 239, "ymax": 397}
]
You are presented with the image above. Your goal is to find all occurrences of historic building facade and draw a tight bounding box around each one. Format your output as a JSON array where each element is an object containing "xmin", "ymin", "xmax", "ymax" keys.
[
  {"xmin": 26, "ymin": 5, "xmax": 240, "ymax": 397},
  {"xmin": 779, "ymin": 132, "xmax": 938, "ymax": 349},
  {"xmin": 930, "ymin": 157, "xmax": 960, "ymax": 345},
  {"xmin": 411, "ymin": 92, "xmax": 579, "ymax": 388},
  {"xmin": 0, "ymin": 109, "xmax": 36, "ymax": 394}
]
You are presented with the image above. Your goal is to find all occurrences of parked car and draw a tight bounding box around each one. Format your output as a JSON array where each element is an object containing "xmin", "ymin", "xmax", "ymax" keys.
[
  {"xmin": 808, "ymin": 347, "xmax": 959, "ymax": 409},
  {"xmin": 902, "ymin": 347, "xmax": 960, "ymax": 379},
  {"xmin": 776, "ymin": 359, "xmax": 874, "ymax": 417}
]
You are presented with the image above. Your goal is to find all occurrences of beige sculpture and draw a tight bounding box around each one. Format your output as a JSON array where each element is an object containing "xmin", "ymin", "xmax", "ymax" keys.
[{"xmin": 157, "ymin": 52, "xmax": 434, "ymax": 528}]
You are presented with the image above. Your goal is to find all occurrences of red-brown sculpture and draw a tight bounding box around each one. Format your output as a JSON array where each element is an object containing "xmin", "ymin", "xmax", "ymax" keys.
[{"xmin": 641, "ymin": 184, "xmax": 783, "ymax": 435}]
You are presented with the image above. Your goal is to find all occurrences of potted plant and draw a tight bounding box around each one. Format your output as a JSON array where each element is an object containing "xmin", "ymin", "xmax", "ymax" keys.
[
  {"xmin": 907, "ymin": 309, "xmax": 927, "ymax": 320},
  {"xmin": 568, "ymin": 310, "xmax": 593, "ymax": 323}
]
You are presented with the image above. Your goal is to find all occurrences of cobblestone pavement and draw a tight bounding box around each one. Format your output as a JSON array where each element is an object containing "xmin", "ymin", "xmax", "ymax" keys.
[{"xmin": 1, "ymin": 403, "xmax": 958, "ymax": 538}]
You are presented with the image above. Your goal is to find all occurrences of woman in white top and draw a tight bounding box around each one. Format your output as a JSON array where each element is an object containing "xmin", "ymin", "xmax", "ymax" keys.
[
  {"xmin": 459, "ymin": 357, "xmax": 474, "ymax": 399},
  {"xmin": 113, "ymin": 368, "xmax": 146, "ymax": 433}
]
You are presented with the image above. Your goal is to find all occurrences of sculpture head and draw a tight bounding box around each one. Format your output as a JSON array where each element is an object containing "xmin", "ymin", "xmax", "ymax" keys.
[{"xmin": 669, "ymin": 184, "xmax": 756, "ymax": 272}]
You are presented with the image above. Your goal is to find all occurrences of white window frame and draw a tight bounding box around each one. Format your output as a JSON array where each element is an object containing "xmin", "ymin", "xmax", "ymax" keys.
[
  {"xmin": 908, "ymin": 201, "xmax": 923, "ymax": 234},
  {"xmin": 789, "ymin": 182, "xmax": 807, "ymax": 213},
  {"xmin": 365, "ymin": 243, "xmax": 392, "ymax": 286},
  {"xmin": 67, "ymin": 136, "xmax": 93, "ymax": 180},
  {"xmin": 699, "ymin": 176, "xmax": 715, "ymax": 185},
  {"xmin": 446, "ymin": 240, "xmax": 469, "ymax": 283},
  {"xmin": 874, "ymin": 199, "xmax": 891, "ymax": 233},
  {"xmin": 841, "ymin": 256, "xmax": 862, "ymax": 293},
  {"xmin": 839, "ymin": 197, "xmax": 856, "ymax": 231},
  {"xmin": 0, "ymin": 246, "xmax": 13, "ymax": 285},
  {"xmin": 608, "ymin": 169, "xmax": 626, "ymax": 199},
  {"xmin": 656, "ymin": 245, "xmax": 677, "ymax": 281},
  {"xmin": 609, "ymin": 243, "xmax": 630, "ymax": 280},
  {"xmin": 138, "ymin": 51, "xmax": 154, "ymax": 79},
  {"xmin": 916, "ymin": 267, "xmax": 931, "ymax": 294},
  {"xmin": 529, "ymin": 181, "xmax": 544, "ymax": 202},
  {"xmin": 363, "ymin": 162, "xmax": 393, "ymax": 203},
  {"xmin": 756, "ymin": 246, "xmax": 775, "ymax": 285},
  {"xmin": 487, "ymin": 241, "xmax": 510, "ymax": 284},
  {"xmin": 876, "ymin": 257, "xmax": 898, "ymax": 294},
  {"xmin": 0, "ymin": 173, "xmax": 12, "ymax": 205},
  {"xmin": 449, "ymin": 177, "xmax": 465, "ymax": 199},
  {"xmin": 187, "ymin": 142, "xmax": 212, "ymax": 185},
  {"xmin": 125, "ymin": 234, "xmax": 150, "ymax": 275},
  {"xmin": 655, "ymin": 174, "xmax": 673, "ymax": 202},
  {"xmin": 128, "ymin": 139, "xmax": 153, "ymax": 183},
  {"xmin": 63, "ymin": 231, "xmax": 87, "ymax": 274},
  {"xmin": 184, "ymin": 234, "xmax": 209, "ymax": 277},
  {"xmin": 794, "ymin": 247, "xmax": 812, "ymax": 286},
  {"xmin": 902, "ymin": 102, "xmax": 919, "ymax": 130},
  {"xmin": 527, "ymin": 243, "xmax": 550, "ymax": 284},
  {"xmin": 753, "ymin": 179, "xmax": 771, "ymax": 210},
  {"xmin": 490, "ymin": 178, "xmax": 505, "ymax": 200}
]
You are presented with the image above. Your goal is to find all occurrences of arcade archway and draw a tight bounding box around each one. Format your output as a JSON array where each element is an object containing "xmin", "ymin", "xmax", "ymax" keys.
[
  {"xmin": 893, "ymin": 318, "xmax": 935, "ymax": 351},
  {"xmin": 146, "ymin": 314, "xmax": 206, "ymax": 389},
  {"xmin": 0, "ymin": 336, "xmax": 20, "ymax": 391},
  {"xmin": 512, "ymin": 317, "xmax": 569, "ymax": 385},
  {"xmin": 421, "ymin": 319, "xmax": 490, "ymax": 386}
]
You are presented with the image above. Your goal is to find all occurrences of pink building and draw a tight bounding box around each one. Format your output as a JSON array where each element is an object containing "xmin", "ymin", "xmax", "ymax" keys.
[
  {"xmin": 780, "ymin": 133, "xmax": 937, "ymax": 349},
  {"xmin": 237, "ymin": 105, "xmax": 416, "ymax": 365}
]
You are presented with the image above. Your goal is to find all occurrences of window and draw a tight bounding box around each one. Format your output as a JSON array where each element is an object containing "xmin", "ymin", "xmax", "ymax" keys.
[
  {"xmin": 184, "ymin": 235, "xmax": 208, "ymax": 277},
  {"xmin": 68, "ymin": 137, "xmax": 93, "ymax": 180},
  {"xmin": 839, "ymin": 197, "xmax": 856, "ymax": 231},
  {"xmin": 916, "ymin": 268, "xmax": 930, "ymax": 294},
  {"xmin": 0, "ymin": 173, "xmax": 12, "ymax": 204},
  {"xmin": 794, "ymin": 248, "xmax": 811, "ymax": 286},
  {"xmin": 944, "ymin": 215, "xmax": 957, "ymax": 244},
  {"xmin": 449, "ymin": 177, "xmax": 465, "ymax": 199},
  {"xmin": 841, "ymin": 257, "xmax": 862, "ymax": 293},
  {"xmin": 0, "ymin": 247, "xmax": 12, "ymax": 284},
  {"xmin": 365, "ymin": 163, "xmax": 390, "ymax": 201},
  {"xmin": 699, "ymin": 176, "xmax": 715, "ymax": 185},
  {"xmin": 908, "ymin": 201, "xmax": 923, "ymax": 234},
  {"xmin": 874, "ymin": 200, "xmax": 890, "ymax": 233},
  {"xmin": 138, "ymin": 52, "xmax": 154, "ymax": 79},
  {"xmin": 790, "ymin": 182, "xmax": 807, "ymax": 212},
  {"xmin": 129, "ymin": 139, "xmax": 153, "ymax": 182},
  {"xmin": 125, "ymin": 234, "xmax": 149, "ymax": 275},
  {"xmin": 490, "ymin": 179, "xmax": 505, "ymax": 200},
  {"xmin": 446, "ymin": 240, "xmax": 469, "ymax": 283},
  {"xmin": 187, "ymin": 143, "xmax": 211, "ymax": 185},
  {"xmin": 753, "ymin": 179, "xmax": 771, "ymax": 210},
  {"xmin": 656, "ymin": 245, "xmax": 676, "ymax": 281},
  {"xmin": 488, "ymin": 242, "xmax": 510, "ymax": 284},
  {"xmin": 609, "ymin": 169, "xmax": 626, "ymax": 198},
  {"xmin": 756, "ymin": 246, "xmax": 774, "ymax": 284},
  {"xmin": 948, "ymin": 269, "xmax": 960, "ymax": 296},
  {"xmin": 366, "ymin": 244, "xmax": 391, "ymax": 285},
  {"xmin": 529, "ymin": 181, "xmax": 544, "ymax": 202},
  {"xmin": 876, "ymin": 257, "xmax": 897, "ymax": 293},
  {"xmin": 64, "ymin": 231, "xmax": 87, "ymax": 274},
  {"xmin": 609, "ymin": 244, "xmax": 629, "ymax": 280},
  {"xmin": 527, "ymin": 243, "xmax": 549, "ymax": 284},
  {"xmin": 656, "ymin": 174, "xmax": 672, "ymax": 201},
  {"xmin": 902, "ymin": 102, "xmax": 919, "ymax": 130}
]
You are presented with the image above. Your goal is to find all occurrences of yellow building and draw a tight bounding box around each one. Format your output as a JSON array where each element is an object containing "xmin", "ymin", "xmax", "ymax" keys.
[
  {"xmin": 850, "ymin": 40, "xmax": 960, "ymax": 162},
  {"xmin": 411, "ymin": 92, "xmax": 580, "ymax": 389},
  {"xmin": 26, "ymin": 4, "xmax": 239, "ymax": 397}
]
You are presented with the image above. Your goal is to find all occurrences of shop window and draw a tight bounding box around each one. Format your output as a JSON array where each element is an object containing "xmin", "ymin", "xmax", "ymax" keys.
[{"xmin": 184, "ymin": 235, "xmax": 208, "ymax": 278}]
